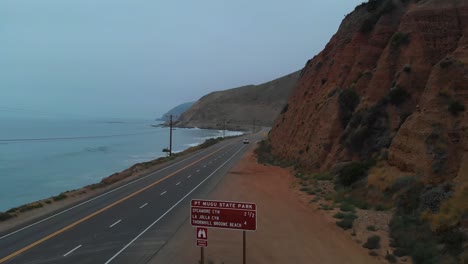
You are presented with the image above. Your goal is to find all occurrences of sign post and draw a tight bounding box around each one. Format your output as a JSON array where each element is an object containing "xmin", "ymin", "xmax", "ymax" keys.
[
  {"xmin": 191, "ymin": 199, "xmax": 257, "ymax": 264},
  {"xmin": 196, "ymin": 227, "xmax": 208, "ymax": 264}
]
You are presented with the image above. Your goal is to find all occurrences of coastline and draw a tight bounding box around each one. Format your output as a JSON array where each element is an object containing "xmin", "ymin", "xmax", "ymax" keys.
[{"xmin": 0, "ymin": 136, "xmax": 239, "ymax": 233}]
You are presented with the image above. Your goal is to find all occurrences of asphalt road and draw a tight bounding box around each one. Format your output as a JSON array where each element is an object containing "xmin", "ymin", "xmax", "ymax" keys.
[{"xmin": 0, "ymin": 133, "xmax": 262, "ymax": 264}]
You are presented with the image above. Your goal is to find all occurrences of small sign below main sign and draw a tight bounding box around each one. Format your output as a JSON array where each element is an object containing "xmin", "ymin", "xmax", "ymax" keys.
[
  {"xmin": 191, "ymin": 199, "xmax": 257, "ymax": 231},
  {"xmin": 197, "ymin": 239, "xmax": 207, "ymax": 247}
]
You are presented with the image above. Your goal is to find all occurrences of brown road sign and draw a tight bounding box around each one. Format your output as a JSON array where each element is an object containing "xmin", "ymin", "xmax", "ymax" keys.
[
  {"xmin": 197, "ymin": 239, "xmax": 207, "ymax": 247},
  {"xmin": 191, "ymin": 199, "xmax": 257, "ymax": 231}
]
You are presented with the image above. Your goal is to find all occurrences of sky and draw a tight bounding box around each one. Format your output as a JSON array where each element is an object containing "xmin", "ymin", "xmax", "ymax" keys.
[{"xmin": 0, "ymin": 0, "xmax": 363, "ymax": 120}]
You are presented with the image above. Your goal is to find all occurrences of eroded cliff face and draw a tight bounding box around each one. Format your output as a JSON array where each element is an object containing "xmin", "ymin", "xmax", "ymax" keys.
[{"xmin": 270, "ymin": 0, "xmax": 468, "ymax": 185}]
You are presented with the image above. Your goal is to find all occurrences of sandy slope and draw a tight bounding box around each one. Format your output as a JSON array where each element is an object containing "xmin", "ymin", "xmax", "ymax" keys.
[{"xmin": 149, "ymin": 149, "xmax": 381, "ymax": 264}]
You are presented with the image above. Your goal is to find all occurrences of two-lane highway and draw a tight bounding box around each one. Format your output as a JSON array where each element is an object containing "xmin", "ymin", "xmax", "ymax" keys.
[{"xmin": 0, "ymin": 134, "xmax": 260, "ymax": 264}]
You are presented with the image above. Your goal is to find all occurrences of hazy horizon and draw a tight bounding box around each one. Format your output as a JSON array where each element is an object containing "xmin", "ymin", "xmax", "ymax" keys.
[{"xmin": 1, "ymin": 0, "xmax": 363, "ymax": 119}]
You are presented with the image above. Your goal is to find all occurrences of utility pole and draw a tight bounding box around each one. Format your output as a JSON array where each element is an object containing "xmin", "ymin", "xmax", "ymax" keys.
[
  {"xmin": 169, "ymin": 114, "xmax": 173, "ymax": 156},
  {"xmin": 223, "ymin": 118, "xmax": 226, "ymax": 138}
]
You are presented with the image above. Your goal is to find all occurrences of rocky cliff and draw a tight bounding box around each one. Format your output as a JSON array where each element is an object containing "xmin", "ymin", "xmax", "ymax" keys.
[
  {"xmin": 268, "ymin": 0, "xmax": 468, "ymax": 242},
  {"xmin": 176, "ymin": 71, "xmax": 300, "ymax": 130},
  {"xmin": 271, "ymin": 0, "xmax": 468, "ymax": 183}
]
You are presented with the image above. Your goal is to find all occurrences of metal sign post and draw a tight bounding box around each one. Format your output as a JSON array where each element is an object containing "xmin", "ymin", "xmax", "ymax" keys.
[{"xmin": 243, "ymin": 230, "xmax": 246, "ymax": 264}]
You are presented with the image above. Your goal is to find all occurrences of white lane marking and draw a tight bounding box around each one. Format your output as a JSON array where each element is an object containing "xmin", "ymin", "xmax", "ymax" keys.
[
  {"xmin": 176, "ymin": 182, "xmax": 181, "ymax": 186},
  {"xmin": 203, "ymin": 165, "xmax": 207, "ymax": 168},
  {"xmin": 109, "ymin": 220, "xmax": 122, "ymax": 228},
  {"xmin": 139, "ymin": 203, "xmax": 148, "ymax": 209},
  {"xmin": 196, "ymin": 169, "xmax": 200, "ymax": 172},
  {"xmin": 187, "ymin": 175, "xmax": 192, "ymax": 179},
  {"xmin": 63, "ymin": 245, "xmax": 82, "ymax": 257},
  {"xmin": 160, "ymin": 191, "xmax": 167, "ymax": 196},
  {"xmin": 104, "ymin": 145, "xmax": 246, "ymax": 264},
  {"xmin": 0, "ymin": 143, "xmax": 224, "ymax": 241}
]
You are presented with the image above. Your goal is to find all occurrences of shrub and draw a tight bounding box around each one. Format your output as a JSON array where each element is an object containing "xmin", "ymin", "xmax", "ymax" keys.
[
  {"xmin": 280, "ymin": 103, "xmax": 289, "ymax": 114},
  {"xmin": 336, "ymin": 214, "xmax": 357, "ymax": 230},
  {"xmin": 439, "ymin": 58, "xmax": 453, "ymax": 69},
  {"xmin": 373, "ymin": 204, "xmax": 385, "ymax": 211},
  {"xmin": 419, "ymin": 183, "xmax": 453, "ymax": 213},
  {"xmin": 360, "ymin": 16, "xmax": 380, "ymax": 33},
  {"xmin": 314, "ymin": 173, "xmax": 332, "ymax": 181},
  {"xmin": 338, "ymin": 89, "xmax": 360, "ymax": 128},
  {"xmin": 340, "ymin": 203, "xmax": 356, "ymax": 212},
  {"xmin": 448, "ymin": 100, "xmax": 465, "ymax": 116},
  {"xmin": 391, "ymin": 32, "xmax": 410, "ymax": 48},
  {"xmin": 395, "ymin": 181, "xmax": 424, "ymax": 214},
  {"xmin": 18, "ymin": 203, "xmax": 43, "ymax": 213},
  {"xmin": 53, "ymin": 193, "xmax": 68, "ymax": 201},
  {"xmin": 369, "ymin": 251, "xmax": 378, "ymax": 256},
  {"xmin": 438, "ymin": 228, "xmax": 467, "ymax": 256},
  {"xmin": 336, "ymin": 162, "xmax": 370, "ymax": 187},
  {"xmin": 390, "ymin": 175, "xmax": 417, "ymax": 193},
  {"xmin": 367, "ymin": 225, "xmax": 377, "ymax": 231},
  {"xmin": 403, "ymin": 64, "xmax": 412, "ymax": 73},
  {"xmin": 385, "ymin": 252, "xmax": 397, "ymax": 263},
  {"xmin": 390, "ymin": 214, "xmax": 439, "ymax": 263},
  {"xmin": 0, "ymin": 212, "xmax": 12, "ymax": 221},
  {"xmin": 341, "ymin": 103, "xmax": 390, "ymax": 157},
  {"xmin": 333, "ymin": 212, "xmax": 346, "ymax": 219},
  {"xmin": 363, "ymin": 235, "xmax": 381, "ymax": 249},
  {"xmin": 328, "ymin": 88, "xmax": 338, "ymax": 98},
  {"xmin": 387, "ymin": 86, "xmax": 410, "ymax": 106}
]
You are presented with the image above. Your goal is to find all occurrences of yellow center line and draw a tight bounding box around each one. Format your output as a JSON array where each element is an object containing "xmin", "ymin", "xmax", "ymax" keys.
[{"xmin": 0, "ymin": 144, "xmax": 229, "ymax": 263}]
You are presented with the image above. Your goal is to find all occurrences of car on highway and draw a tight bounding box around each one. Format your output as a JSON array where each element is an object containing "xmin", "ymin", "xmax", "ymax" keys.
[{"xmin": 243, "ymin": 138, "xmax": 250, "ymax": 144}]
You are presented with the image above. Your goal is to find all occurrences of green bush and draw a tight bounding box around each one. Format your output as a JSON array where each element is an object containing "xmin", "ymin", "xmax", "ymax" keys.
[
  {"xmin": 338, "ymin": 89, "xmax": 360, "ymax": 128},
  {"xmin": 385, "ymin": 252, "xmax": 397, "ymax": 263},
  {"xmin": 387, "ymin": 86, "xmax": 410, "ymax": 106},
  {"xmin": 314, "ymin": 173, "xmax": 332, "ymax": 181},
  {"xmin": 336, "ymin": 214, "xmax": 357, "ymax": 230},
  {"xmin": 363, "ymin": 235, "xmax": 381, "ymax": 249},
  {"xmin": 419, "ymin": 183, "xmax": 452, "ymax": 213},
  {"xmin": 448, "ymin": 100, "xmax": 465, "ymax": 116},
  {"xmin": 403, "ymin": 64, "xmax": 412, "ymax": 73},
  {"xmin": 333, "ymin": 212, "xmax": 346, "ymax": 219},
  {"xmin": 367, "ymin": 225, "xmax": 377, "ymax": 231},
  {"xmin": 280, "ymin": 104, "xmax": 289, "ymax": 114},
  {"xmin": 438, "ymin": 229, "xmax": 467, "ymax": 256},
  {"xmin": 0, "ymin": 212, "xmax": 13, "ymax": 221},
  {"xmin": 53, "ymin": 193, "xmax": 68, "ymax": 201},
  {"xmin": 391, "ymin": 32, "xmax": 410, "ymax": 48},
  {"xmin": 336, "ymin": 162, "xmax": 370, "ymax": 187},
  {"xmin": 374, "ymin": 204, "xmax": 388, "ymax": 211},
  {"xmin": 390, "ymin": 175, "xmax": 417, "ymax": 193},
  {"xmin": 340, "ymin": 203, "xmax": 356, "ymax": 212},
  {"xmin": 18, "ymin": 203, "xmax": 43, "ymax": 213},
  {"xmin": 390, "ymin": 214, "xmax": 439, "ymax": 263},
  {"xmin": 341, "ymin": 102, "xmax": 390, "ymax": 157}
]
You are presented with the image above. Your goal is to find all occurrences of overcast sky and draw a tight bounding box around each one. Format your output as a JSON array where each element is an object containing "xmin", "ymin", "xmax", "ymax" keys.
[{"xmin": 0, "ymin": 0, "xmax": 363, "ymax": 119}]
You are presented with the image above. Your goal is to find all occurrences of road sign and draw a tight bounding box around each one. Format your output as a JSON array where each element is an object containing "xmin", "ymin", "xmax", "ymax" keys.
[
  {"xmin": 191, "ymin": 199, "xmax": 257, "ymax": 231},
  {"xmin": 197, "ymin": 239, "xmax": 208, "ymax": 247},
  {"xmin": 197, "ymin": 227, "xmax": 208, "ymax": 239}
]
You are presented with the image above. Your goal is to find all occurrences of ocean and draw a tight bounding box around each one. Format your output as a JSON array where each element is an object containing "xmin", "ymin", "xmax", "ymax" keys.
[{"xmin": 0, "ymin": 118, "xmax": 242, "ymax": 211}]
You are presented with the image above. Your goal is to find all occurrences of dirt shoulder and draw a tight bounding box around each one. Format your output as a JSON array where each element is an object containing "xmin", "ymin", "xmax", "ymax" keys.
[{"xmin": 149, "ymin": 149, "xmax": 381, "ymax": 264}]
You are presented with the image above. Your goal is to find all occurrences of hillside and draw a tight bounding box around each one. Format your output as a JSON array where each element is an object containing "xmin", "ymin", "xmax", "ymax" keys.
[
  {"xmin": 175, "ymin": 71, "xmax": 300, "ymax": 130},
  {"xmin": 156, "ymin": 101, "xmax": 195, "ymax": 121},
  {"xmin": 264, "ymin": 0, "xmax": 468, "ymax": 262}
]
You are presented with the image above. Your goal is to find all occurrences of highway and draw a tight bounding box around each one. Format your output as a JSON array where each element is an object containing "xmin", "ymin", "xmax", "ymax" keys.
[{"xmin": 0, "ymin": 134, "xmax": 260, "ymax": 264}]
